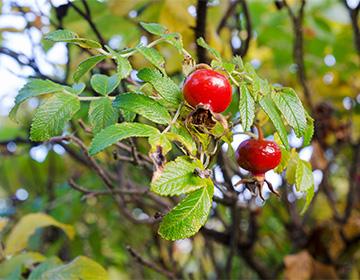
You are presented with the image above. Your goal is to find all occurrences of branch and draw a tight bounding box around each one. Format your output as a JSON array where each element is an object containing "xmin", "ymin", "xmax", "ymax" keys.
[
  {"xmin": 217, "ymin": 0, "xmax": 240, "ymax": 33},
  {"xmin": 201, "ymin": 226, "xmax": 274, "ymax": 279},
  {"xmin": 126, "ymin": 246, "xmax": 176, "ymax": 279},
  {"xmin": 0, "ymin": 47, "xmax": 61, "ymax": 83},
  {"xmin": 68, "ymin": 179, "xmax": 148, "ymax": 196},
  {"xmin": 235, "ymin": 0, "xmax": 252, "ymax": 57},
  {"xmin": 68, "ymin": 1, "xmax": 106, "ymax": 46},
  {"xmin": 343, "ymin": 142, "xmax": 360, "ymax": 222},
  {"xmin": 342, "ymin": 0, "xmax": 360, "ymax": 56},
  {"xmin": 283, "ymin": 0, "xmax": 314, "ymax": 111},
  {"xmin": 195, "ymin": 0, "xmax": 209, "ymax": 63}
]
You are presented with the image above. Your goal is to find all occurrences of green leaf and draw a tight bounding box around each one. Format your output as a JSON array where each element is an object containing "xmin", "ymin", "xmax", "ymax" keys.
[
  {"xmin": 42, "ymin": 256, "xmax": 108, "ymax": 280},
  {"xmin": 233, "ymin": 55, "xmax": 244, "ymax": 70},
  {"xmin": 89, "ymin": 122, "xmax": 159, "ymax": 155},
  {"xmin": 10, "ymin": 79, "xmax": 69, "ymax": 121},
  {"xmin": 5, "ymin": 213, "xmax": 75, "ymax": 256},
  {"xmin": 300, "ymin": 186, "xmax": 314, "ymax": 215},
  {"xmin": 151, "ymin": 156, "xmax": 208, "ymax": 196},
  {"xmin": 253, "ymin": 79, "xmax": 270, "ymax": 103},
  {"xmin": 167, "ymin": 123, "xmax": 197, "ymax": 155},
  {"xmin": 303, "ymin": 113, "xmax": 314, "ymax": 146},
  {"xmin": 273, "ymin": 133, "xmax": 291, "ymax": 174},
  {"xmin": 90, "ymin": 74, "xmax": 120, "ymax": 96},
  {"xmin": 45, "ymin": 29, "xmax": 101, "ymax": 48},
  {"xmin": 259, "ymin": 95, "xmax": 289, "ymax": 149},
  {"xmin": 272, "ymin": 88, "xmax": 307, "ymax": 137},
  {"xmin": 239, "ymin": 84, "xmax": 255, "ymax": 131},
  {"xmin": 73, "ymin": 55, "xmax": 106, "ymax": 82},
  {"xmin": 0, "ymin": 252, "xmax": 46, "ymax": 278},
  {"xmin": 285, "ymin": 150, "xmax": 299, "ymax": 184},
  {"xmin": 274, "ymin": 147, "xmax": 291, "ymax": 174},
  {"xmin": 158, "ymin": 181, "xmax": 214, "ymax": 240},
  {"xmin": 45, "ymin": 29, "xmax": 78, "ymax": 41},
  {"xmin": 89, "ymin": 97, "xmax": 118, "ymax": 134},
  {"xmin": 136, "ymin": 46, "xmax": 165, "ymax": 72},
  {"xmin": 14, "ymin": 79, "xmax": 64, "ymax": 105},
  {"xmin": 113, "ymin": 93, "xmax": 171, "ymax": 124},
  {"xmin": 137, "ymin": 68, "xmax": 181, "ymax": 107},
  {"xmin": 296, "ymin": 160, "xmax": 315, "ymax": 214},
  {"xmin": 295, "ymin": 159, "xmax": 314, "ymax": 192},
  {"xmin": 30, "ymin": 93, "xmax": 80, "ymax": 141},
  {"xmin": 121, "ymin": 109, "xmax": 136, "ymax": 122},
  {"xmin": 140, "ymin": 22, "xmax": 167, "ymax": 35},
  {"xmin": 114, "ymin": 54, "xmax": 132, "ymax": 79},
  {"xmin": 162, "ymin": 33, "xmax": 183, "ymax": 53},
  {"xmin": 28, "ymin": 257, "xmax": 62, "ymax": 280},
  {"xmin": 148, "ymin": 133, "xmax": 172, "ymax": 155},
  {"xmin": 71, "ymin": 83, "xmax": 86, "ymax": 94},
  {"xmin": 196, "ymin": 37, "xmax": 221, "ymax": 60}
]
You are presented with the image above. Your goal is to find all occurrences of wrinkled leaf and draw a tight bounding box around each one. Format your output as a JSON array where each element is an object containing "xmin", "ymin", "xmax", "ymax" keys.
[
  {"xmin": 151, "ymin": 156, "xmax": 208, "ymax": 196},
  {"xmin": 113, "ymin": 93, "xmax": 170, "ymax": 124},
  {"xmin": 159, "ymin": 181, "xmax": 214, "ymax": 240},
  {"xmin": 259, "ymin": 95, "xmax": 289, "ymax": 149},
  {"xmin": 89, "ymin": 122, "xmax": 159, "ymax": 155},
  {"xmin": 89, "ymin": 97, "xmax": 118, "ymax": 133},
  {"xmin": 73, "ymin": 55, "xmax": 106, "ymax": 82},
  {"xmin": 136, "ymin": 46, "xmax": 165, "ymax": 72},
  {"xmin": 272, "ymin": 88, "xmax": 307, "ymax": 137},
  {"xmin": 239, "ymin": 84, "xmax": 255, "ymax": 131},
  {"xmin": 30, "ymin": 93, "xmax": 80, "ymax": 141},
  {"xmin": 137, "ymin": 68, "xmax": 181, "ymax": 107}
]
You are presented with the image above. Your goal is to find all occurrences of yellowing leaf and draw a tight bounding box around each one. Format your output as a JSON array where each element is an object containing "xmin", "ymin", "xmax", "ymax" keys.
[
  {"xmin": 0, "ymin": 217, "xmax": 8, "ymax": 232},
  {"xmin": 5, "ymin": 213, "xmax": 75, "ymax": 256},
  {"xmin": 42, "ymin": 256, "xmax": 109, "ymax": 280}
]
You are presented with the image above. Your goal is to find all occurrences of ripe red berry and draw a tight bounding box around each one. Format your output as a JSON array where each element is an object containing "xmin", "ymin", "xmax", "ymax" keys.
[
  {"xmin": 235, "ymin": 138, "xmax": 281, "ymax": 178},
  {"xmin": 183, "ymin": 69, "xmax": 232, "ymax": 113}
]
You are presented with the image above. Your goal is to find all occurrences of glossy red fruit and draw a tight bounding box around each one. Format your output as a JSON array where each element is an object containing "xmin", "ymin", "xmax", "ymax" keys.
[
  {"xmin": 183, "ymin": 69, "xmax": 232, "ymax": 113},
  {"xmin": 236, "ymin": 138, "xmax": 281, "ymax": 177}
]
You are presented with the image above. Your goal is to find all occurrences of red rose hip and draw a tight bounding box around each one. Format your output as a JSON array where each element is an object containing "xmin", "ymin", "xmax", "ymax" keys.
[
  {"xmin": 183, "ymin": 69, "xmax": 232, "ymax": 113},
  {"xmin": 235, "ymin": 138, "xmax": 281, "ymax": 178}
]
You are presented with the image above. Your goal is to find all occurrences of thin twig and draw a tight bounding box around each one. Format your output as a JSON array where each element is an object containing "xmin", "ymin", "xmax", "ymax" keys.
[
  {"xmin": 234, "ymin": 0, "xmax": 252, "ymax": 57},
  {"xmin": 217, "ymin": 0, "xmax": 240, "ymax": 33},
  {"xmin": 126, "ymin": 246, "xmax": 177, "ymax": 279},
  {"xmin": 68, "ymin": 1, "xmax": 106, "ymax": 46},
  {"xmin": 283, "ymin": 0, "xmax": 314, "ymax": 111}
]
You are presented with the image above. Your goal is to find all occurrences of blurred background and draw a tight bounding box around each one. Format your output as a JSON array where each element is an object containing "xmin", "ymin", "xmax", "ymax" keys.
[{"xmin": 0, "ymin": 0, "xmax": 359, "ymax": 279}]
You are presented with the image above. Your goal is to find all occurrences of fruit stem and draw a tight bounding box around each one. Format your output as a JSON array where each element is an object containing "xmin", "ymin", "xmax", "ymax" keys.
[
  {"xmin": 255, "ymin": 124, "xmax": 264, "ymax": 140},
  {"xmin": 195, "ymin": 63, "xmax": 212, "ymax": 71}
]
